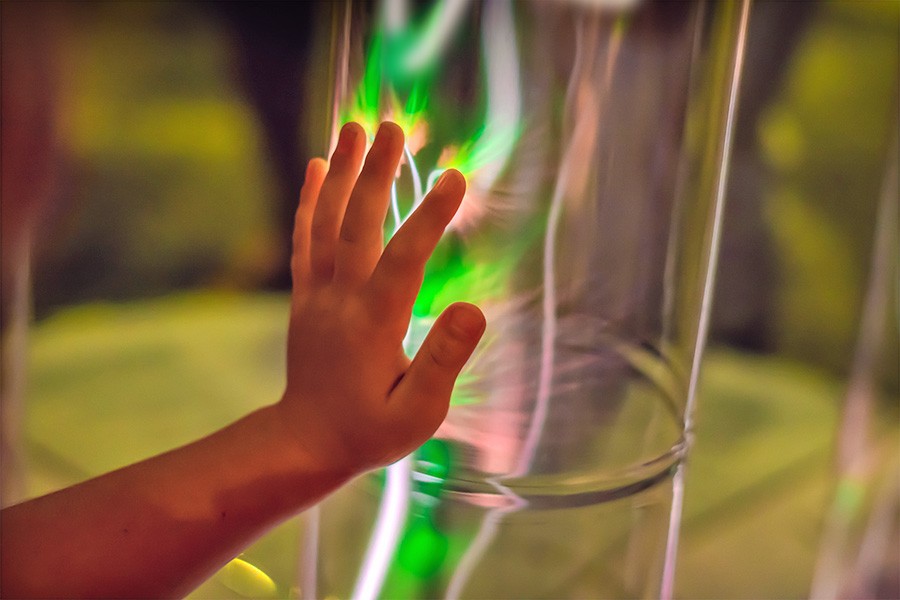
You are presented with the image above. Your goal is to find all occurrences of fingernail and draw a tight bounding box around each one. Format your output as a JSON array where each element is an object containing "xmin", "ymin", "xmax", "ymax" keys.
[
  {"xmin": 375, "ymin": 121, "xmax": 401, "ymax": 145},
  {"xmin": 450, "ymin": 305, "xmax": 485, "ymax": 338},
  {"xmin": 338, "ymin": 122, "xmax": 359, "ymax": 147},
  {"xmin": 434, "ymin": 170, "xmax": 451, "ymax": 190},
  {"xmin": 435, "ymin": 169, "xmax": 462, "ymax": 191},
  {"xmin": 306, "ymin": 157, "xmax": 325, "ymax": 177}
]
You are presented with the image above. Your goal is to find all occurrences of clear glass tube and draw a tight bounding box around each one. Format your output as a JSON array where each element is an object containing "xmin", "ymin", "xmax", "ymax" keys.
[{"xmin": 306, "ymin": 1, "xmax": 750, "ymax": 597}]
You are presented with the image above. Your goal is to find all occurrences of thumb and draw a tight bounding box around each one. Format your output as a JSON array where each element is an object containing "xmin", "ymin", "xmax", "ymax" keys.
[{"xmin": 392, "ymin": 302, "xmax": 485, "ymax": 425}]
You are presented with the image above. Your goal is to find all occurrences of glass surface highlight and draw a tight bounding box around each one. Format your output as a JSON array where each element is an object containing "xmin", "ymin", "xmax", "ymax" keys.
[{"xmin": 308, "ymin": 1, "xmax": 750, "ymax": 597}]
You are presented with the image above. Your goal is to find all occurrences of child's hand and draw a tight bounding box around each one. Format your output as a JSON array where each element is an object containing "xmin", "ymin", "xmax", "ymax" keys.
[
  {"xmin": 0, "ymin": 124, "xmax": 483, "ymax": 600},
  {"xmin": 277, "ymin": 121, "xmax": 485, "ymax": 474}
]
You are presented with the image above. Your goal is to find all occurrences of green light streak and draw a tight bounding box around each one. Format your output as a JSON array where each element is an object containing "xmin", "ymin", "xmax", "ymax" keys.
[
  {"xmin": 397, "ymin": 517, "xmax": 448, "ymax": 578},
  {"xmin": 437, "ymin": 122, "xmax": 522, "ymax": 176},
  {"xmin": 340, "ymin": 0, "xmax": 522, "ymax": 189},
  {"xmin": 337, "ymin": 17, "xmax": 525, "ymax": 394},
  {"xmin": 342, "ymin": 3, "xmax": 528, "ymax": 598},
  {"xmin": 336, "ymin": 0, "xmax": 525, "ymax": 345}
]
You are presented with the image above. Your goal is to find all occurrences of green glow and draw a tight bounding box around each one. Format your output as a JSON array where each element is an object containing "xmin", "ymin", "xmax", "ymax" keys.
[
  {"xmin": 397, "ymin": 516, "xmax": 448, "ymax": 578},
  {"xmin": 437, "ymin": 121, "xmax": 522, "ymax": 175},
  {"xmin": 343, "ymin": 6, "xmax": 528, "ymax": 589},
  {"xmin": 343, "ymin": 5, "xmax": 529, "ymax": 597},
  {"xmin": 413, "ymin": 236, "xmax": 466, "ymax": 317},
  {"xmin": 336, "ymin": 2, "xmax": 528, "ymax": 393},
  {"xmin": 343, "ymin": 32, "xmax": 383, "ymax": 133},
  {"xmin": 414, "ymin": 438, "xmax": 452, "ymax": 501},
  {"xmin": 394, "ymin": 78, "xmax": 430, "ymax": 134},
  {"xmin": 340, "ymin": 0, "xmax": 521, "ymax": 192}
]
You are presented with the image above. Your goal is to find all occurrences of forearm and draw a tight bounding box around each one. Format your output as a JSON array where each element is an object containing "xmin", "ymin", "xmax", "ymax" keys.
[
  {"xmin": 0, "ymin": 121, "xmax": 483, "ymax": 599},
  {"xmin": 0, "ymin": 404, "xmax": 352, "ymax": 599}
]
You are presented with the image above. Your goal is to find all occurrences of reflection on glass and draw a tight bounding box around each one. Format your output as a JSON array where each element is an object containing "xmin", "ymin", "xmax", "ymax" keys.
[{"xmin": 309, "ymin": 1, "xmax": 750, "ymax": 597}]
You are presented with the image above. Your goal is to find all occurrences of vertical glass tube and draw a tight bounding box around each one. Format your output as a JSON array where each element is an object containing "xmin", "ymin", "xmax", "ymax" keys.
[{"xmin": 308, "ymin": 1, "xmax": 750, "ymax": 597}]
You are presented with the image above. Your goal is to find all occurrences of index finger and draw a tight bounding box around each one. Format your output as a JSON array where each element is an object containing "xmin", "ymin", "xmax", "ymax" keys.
[
  {"xmin": 364, "ymin": 169, "xmax": 466, "ymax": 322},
  {"xmin": 291, "ymin": 158, "xmax": 328, "ymax": 288}
]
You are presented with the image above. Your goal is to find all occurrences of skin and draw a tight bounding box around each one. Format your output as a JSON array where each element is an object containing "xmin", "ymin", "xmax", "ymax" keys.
[{"xmin": 0, "ymin": 121, "xmax": 485, "ymax": 599}]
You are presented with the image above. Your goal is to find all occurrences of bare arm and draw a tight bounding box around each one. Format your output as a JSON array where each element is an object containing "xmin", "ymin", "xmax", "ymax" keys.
[{"xmin": 0, "ymin": 121, "xmax": 485, "ymax": 599}]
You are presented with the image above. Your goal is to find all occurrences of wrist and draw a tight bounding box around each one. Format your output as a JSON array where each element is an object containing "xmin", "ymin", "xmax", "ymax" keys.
[{"xmin": 265, "ymin": 399, "xmax": 360, "ymax": 484}]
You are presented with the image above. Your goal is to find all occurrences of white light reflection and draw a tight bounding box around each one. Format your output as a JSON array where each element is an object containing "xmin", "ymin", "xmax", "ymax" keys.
[
  {"xmin": 425, "ymin": 169, "xmax": 443, "ymax": 195},
  {"xmin": 445, "ymin": 503, "xmax": 507, "ymax": 600},
  {"xmin": 390, "ymin": 182, "xmax": 402, "ymax": 234},
  {"xmin": 443, "ymin": 1, "xmax": 529, "ymax": 594},
  {"xmin": 350, "ymin": 144, "xmax": 429, "ymax": 600},
  {"xmin": 661, "ymin": 1, "xmax": 751, "ymax": 597},
  {"xmin": 299, "ymin": 506, "xmax": 319, "ymax": 600},
  {"xmin": 517, "ymin": 7, "xmax": 624, "ymax": 477},
  {"xmin": 350, "ymin": 1, "xmax": 524, "ymax": 596},
  {"xmin": 401, "ymin": 0, "xmax": 472, "ymax": 74},
  {"xmin": 472, "ymin": 0, "xmax": 521, "ymax": 191},
  {"xmin": 383, "ymin": 0, "xmax": 409, "ymax": 34},
  {"xmin": 350, "ymin": 456, "xmax": 412, "ymax": 600},
  {"xmin": 447, "ymin": 10, "xmax": 626, "ymax": 595},
  {"xmin": 565, "ymin": 0, "xmax": 642, "ymax": 10},
  {"xmin": 405, "ymin": 145, "xmax": 425, "ymax": 212}
]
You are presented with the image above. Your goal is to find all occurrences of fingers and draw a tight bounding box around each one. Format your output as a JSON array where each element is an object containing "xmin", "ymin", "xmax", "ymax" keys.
[
  {"xmin": 310, "ymin": 122, "xmax": 366, "ymax": 282},
  {"xmin": 334, "ymin": 122, "xmax": 405, "ymax": 288},
  {"xmin": 390, "ymin": 302, "xmax": 485, "ymax": 425},
  {"xmin": 291, "ymin": 158, "xmax": 327, "ymax": 288},
  {"xmin": 365, "ymin": 169, "xmax": 466, "ymax": 319}
]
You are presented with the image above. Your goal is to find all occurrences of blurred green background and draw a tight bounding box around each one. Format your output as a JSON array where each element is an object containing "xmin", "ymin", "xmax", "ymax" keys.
[{"xmin": 2, "ymin": 1, "xmax": 897, "ymax": 598}]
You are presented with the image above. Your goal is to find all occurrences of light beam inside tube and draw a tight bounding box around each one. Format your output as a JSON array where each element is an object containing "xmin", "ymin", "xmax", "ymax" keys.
[
  {"xmin": 350, "ymin": 456, "xmax": 411, "ymax": 600},
  {"xmin": 341, "ymin": 1, "xmax": 526, "ymax": 597}
]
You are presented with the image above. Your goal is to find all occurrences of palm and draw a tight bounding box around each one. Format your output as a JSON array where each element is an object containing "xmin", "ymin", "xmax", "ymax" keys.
[{"xmin": 279, "ymin": 122, "xmax": 485, "ymax": 474}]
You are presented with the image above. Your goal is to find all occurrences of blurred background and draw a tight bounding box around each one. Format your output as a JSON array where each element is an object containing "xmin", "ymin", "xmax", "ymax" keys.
[{"xmin": 1, "ymin": 1, "xmax": 897, "ymax": 598}]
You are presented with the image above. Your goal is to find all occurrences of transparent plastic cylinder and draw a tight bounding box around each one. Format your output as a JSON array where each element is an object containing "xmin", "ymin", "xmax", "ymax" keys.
[{"xmin": 304, "ymin": 1, "xmax": 749, "ymax": 598}]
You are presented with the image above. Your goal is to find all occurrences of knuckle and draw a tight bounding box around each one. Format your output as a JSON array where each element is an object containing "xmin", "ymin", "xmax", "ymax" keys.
[
  {"xmin": 428, "ymin": 335, "xmax": 462, "ymax": 371},
  {"xmin": 386, "ymin": 249, "xmax": 417, "ymax": 273},
  {"xmin": 310, "ymin": 221, "xmax": 333, "ymax": 244},
  {"xmin": 338, "ymin": 225, "xmax": 360, "ymax": 244}
]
